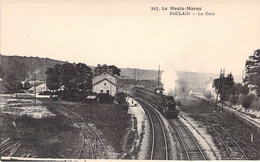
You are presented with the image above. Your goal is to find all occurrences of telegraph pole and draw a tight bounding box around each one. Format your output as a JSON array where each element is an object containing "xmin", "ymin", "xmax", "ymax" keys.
[
  {"xmin": 221, "ymin": 69, "xmax": 225, "ymax": 112},
  {"xmin": 134, "ymin": 68, "xmax": 136, "ymax": 87},
  {"xmin": 157, "ymin": 65, "xmax": 160, "ymax": 89},
  {"xmin": 34, "ymin": 73, "xmax": 36, "ymax": 106}
]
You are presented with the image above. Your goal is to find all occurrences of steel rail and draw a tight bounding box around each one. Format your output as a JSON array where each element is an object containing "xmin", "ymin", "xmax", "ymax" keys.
[
  {"xmin": 146, "ymin": 99, "xmax": 206, "ymax": 160},
  {"xmin": 170, "ymin": 120, "xmax": 190, "ymax": 160},
  {"xmin": 209, "ymin": 124, "xmax": 232, "ymax": 159},
  {"xmin": 70, "ymin": 111, "xmax": 109, "ymax": 159},
  {"xmin": 1, "ymin": 141, "xmax": 18, "ymax": 154},
  {"xmin": 136, "ymin": 98, "xmax": 168, "ymax": 160},
  {"xmin": 208, "ymin": 116, "xmax": 249, "ymax": 160},
  {"xmin": 92, "ymin": 133, "xmax": 97, "ymax": 158},
  {"xmin": 218, "ymin": 124, "xmax": 248, "ymax": 160},
  {"xmin": 140, "ymin": 99, "xmax": 169, "ymax": 160},
  {"xmin": 231, "ymin": 135, "xmax": 259, "ymax": 155},
  {"xmin": 56, "ymin": 108, "xmax": 95, "ymax": 159},
  {"xmin": 70, "ymin": 118, "xmax": 94, "ymax": 159},
  {"xmin": 192, "ymin": 98, "xmax": 251, "ymax": 160},
  {"xmin": 69, "ymin": 114, "xmax": 95, "ymax": 159},
  {"xmin": 177, "ymin": 119, "xmax": 207, "ymax": 160},
  {"xmin": 8, "ymin": 141, "xmax": 21, "ymax": 157},
  {"xmin": 1, "ymin": 138, "xmax": 10, "ymax": 146}
]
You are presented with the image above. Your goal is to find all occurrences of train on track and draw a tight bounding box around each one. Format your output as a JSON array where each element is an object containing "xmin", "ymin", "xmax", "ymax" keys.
[{"xmin": 132, "ymin": 87, "xmax": 179, "ymax": 119}]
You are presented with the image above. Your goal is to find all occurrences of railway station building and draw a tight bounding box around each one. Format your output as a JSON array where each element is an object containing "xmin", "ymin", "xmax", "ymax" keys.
[{"xmin": 92, "ymin": 69, "xmax": 117, "ymax": 96}]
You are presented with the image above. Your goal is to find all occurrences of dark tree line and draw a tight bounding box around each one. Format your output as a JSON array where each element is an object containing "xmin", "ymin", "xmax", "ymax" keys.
[
  {"xmin": 213, "ymin": 73, "xmax": 249, "ymax": 104},
  {"xmin": 0, "ymin": 55, "xmax": 65, "ymax": 81},
  {"xmin": 46, "ymin": 63, "xmax": 120, "ymax": 101},
  {"xmin": 0, "ymin": 64, "xmax": 23, "ymax": 94},
  {"xmin": 45, "ymin": 63, "xmax": 92, "ymax": 101},
  {"xmin": 94, "ymin": 64, "xmax": 121, "ymax": 76}
]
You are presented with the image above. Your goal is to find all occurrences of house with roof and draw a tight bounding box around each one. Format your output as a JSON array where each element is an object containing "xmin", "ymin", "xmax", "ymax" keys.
[{"xmin": 92, "ymin": 68, "xmax": 117, "ymax": 96}]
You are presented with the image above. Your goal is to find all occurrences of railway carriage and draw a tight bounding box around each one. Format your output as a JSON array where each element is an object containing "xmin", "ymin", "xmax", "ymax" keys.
[{"xmin": 132, "ymin": 87, "xmax": 179, "ymax": 118}]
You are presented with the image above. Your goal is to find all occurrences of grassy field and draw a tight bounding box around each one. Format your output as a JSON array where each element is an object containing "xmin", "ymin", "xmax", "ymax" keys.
[
  {"xmin": 42, "ymin": 100, "xmax": 132, "ymax": 156},
  {"xmin": 14, "ymin": 111, "xmax": 81, "ymax": 158},
  {"xmin": 2, "ymin": 96, "xmax": 131, "ymax": 158}
]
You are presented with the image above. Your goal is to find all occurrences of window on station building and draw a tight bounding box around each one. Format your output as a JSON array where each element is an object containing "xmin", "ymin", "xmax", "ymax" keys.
[
  {"xmin": 106, "ymin": 90, "xmax": 109, "ymax": 94},
  {"xmin": 100, "ymin": 90, "xmax": 103, "ymax": 93},
  {"xmin": 104, "ymin": 82, "xmax": 106, "ymax": 85}
]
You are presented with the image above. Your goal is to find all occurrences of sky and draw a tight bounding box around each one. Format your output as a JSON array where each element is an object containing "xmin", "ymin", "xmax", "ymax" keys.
[{"xmin": 1, "ymin": 0, "xmax": 260, "ymax": 75}]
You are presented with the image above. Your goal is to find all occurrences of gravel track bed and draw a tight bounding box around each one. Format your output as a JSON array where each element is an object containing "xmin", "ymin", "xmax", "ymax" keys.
[{"xmin": 180, "ymin": 97, "xmax": 260, "ymax": 160}]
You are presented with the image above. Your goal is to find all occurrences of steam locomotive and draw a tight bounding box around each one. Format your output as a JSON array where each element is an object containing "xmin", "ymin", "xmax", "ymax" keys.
[{"xmin": 132, "ymin": 87, "xmax": 179, "ymax": 119}]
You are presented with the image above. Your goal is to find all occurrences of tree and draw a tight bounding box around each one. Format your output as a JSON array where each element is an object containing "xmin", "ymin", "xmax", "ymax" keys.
[
  {"xmin": 46, "ymin": 63, "xmax": 93, "ymax": 101},
  {"xmin": 60, "ymin": 63, "xmax": 77, "ymax": 92},
  {"xmin": 0, "ymin": 65, "xmax": 4, "ymax": 78},
  {"xmin": 108, "ymin": 65, "xmax": 121, "ymax": 76},
  {"xmin": 75, "ymin": 63, "xmax": 92, "ymax": 92},
  {"xmin": 244, "ymin": 49, "xmax": 260, "ymax": 96},
  {"xmin": 45, "ymin": 64, "xmax": 62, "ymax": 91},
  {"xmin": 4, "ymin": 71, "xmax": 23, "ymax": 93},
  {"xmin": 233, "ymin": 83, "xmax": 249, "ymax": 95},
  {"xmin": 213, "ymin": 73, "xmax": 235, "ymax": 101},
  {"xmin": 94, "ymin": 64, "xmax": 121, "ymax": 76}
]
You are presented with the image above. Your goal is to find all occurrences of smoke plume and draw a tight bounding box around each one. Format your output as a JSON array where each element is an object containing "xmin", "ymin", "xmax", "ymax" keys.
[
  {"xmin": 161, "ymin": 64, "xmax": 179, "ymax": 96},
  {"xmin": 26, "ymin": 68, "xmax": 41, "ymax": 81}
]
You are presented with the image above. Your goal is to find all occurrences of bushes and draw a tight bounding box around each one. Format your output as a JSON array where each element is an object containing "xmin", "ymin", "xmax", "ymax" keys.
[
  {"xmin": 228, "ymin": 94, "xmax": 239, "ymax": 105},
  {"xmin": 251, "ymin": 98, "xmax": 260, "ymax": 111},
  {"xmin": 115, "ymin": 92, "xmax": 127, "ymax": 105},
  {"xmin": 241, "ymin": 94, "xmax": 256, "ymax": 109},
  {"xmin": 97, "ymin": 93, "xmax": 114, "ymax": 104}
]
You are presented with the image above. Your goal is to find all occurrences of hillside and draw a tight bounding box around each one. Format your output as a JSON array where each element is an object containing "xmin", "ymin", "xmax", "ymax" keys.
[
  {"xmin": 0, "ymin": 54, "xmax": 242, "ymax": 85},
  {"xmin": 120, "ymin": 69, "xmax": 242, "ymax": 84},
  {"xmin": 0, "ymin": 54, "xmax": 66, "ymax": 81},
  {"xmin": 120, "ymin": 68, "xmax": 159, "ymax": 80}
]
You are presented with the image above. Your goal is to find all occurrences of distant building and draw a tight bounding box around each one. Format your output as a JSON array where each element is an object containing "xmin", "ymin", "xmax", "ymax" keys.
[
  {"xmin": 28, "ymin": 83, "xmax": 49, "ymax": 94},
  {"xmin": 92, "ymin": 69, "xmax": 117, "ymax": 96}
]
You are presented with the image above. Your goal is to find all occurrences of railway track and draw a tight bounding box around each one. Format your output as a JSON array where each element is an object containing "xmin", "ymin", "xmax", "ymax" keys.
[
  {"xmin": 140, "ymin": 98, "xmax": 207, "ymax": 160},
  {"xmin": 70, "ymin": 111, "xmax": 109, "ymax": 159},
  {"xmin": 190, "ymin": 97, "xmax": 256, "ymax": 160},
  {"xmin": 135, "ymin": 98, "xmax": 169, "ymax": 160},
  {"xmin": 208, "ymin": 120, "xmax": 248, "ymax": 160},
  {"xmin": 169, "ymin": 119, "xmax": 207, "ymax": 160},
  {"xmin": 56, "ymin": 108, "xmax": 109, "ymax": 159},
  {"xmin": 1, "ymin": 114, "xmax": 22, "ymax": 157},
  {"xmin": 230, "ymin": 135, "xmax": 260, "ymax": 159},
  {"xmin": 1, "ymin": 139, "xmax": 21, "ymax": 157},
  {"xmin": 137, "ymin": 97, "xmax": 207, "ymax": 160}
]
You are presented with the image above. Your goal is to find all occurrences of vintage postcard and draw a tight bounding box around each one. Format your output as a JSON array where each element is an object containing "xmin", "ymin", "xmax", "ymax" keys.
[{"xmin": 1, "ymin": 0, "xmax": 260, "ymax": 161}]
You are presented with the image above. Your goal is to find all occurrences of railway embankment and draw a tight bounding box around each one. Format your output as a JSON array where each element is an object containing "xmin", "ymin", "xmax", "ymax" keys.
[
  {"xmin": 194, "ymin": 94, "xmax": 260, "ymax": 132},
  {"xmin": 217, "ymin": 103, "xmax": 260, "ymax": 133},
  {"xmin": 180, "ymin": 96, "xmax": 260, "ymax": 160}
]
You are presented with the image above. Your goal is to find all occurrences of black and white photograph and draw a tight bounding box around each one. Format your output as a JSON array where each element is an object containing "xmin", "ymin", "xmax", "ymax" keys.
[{"xmin": 1, "ymin": 0, "xmax": 260, "ymax": 161}]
